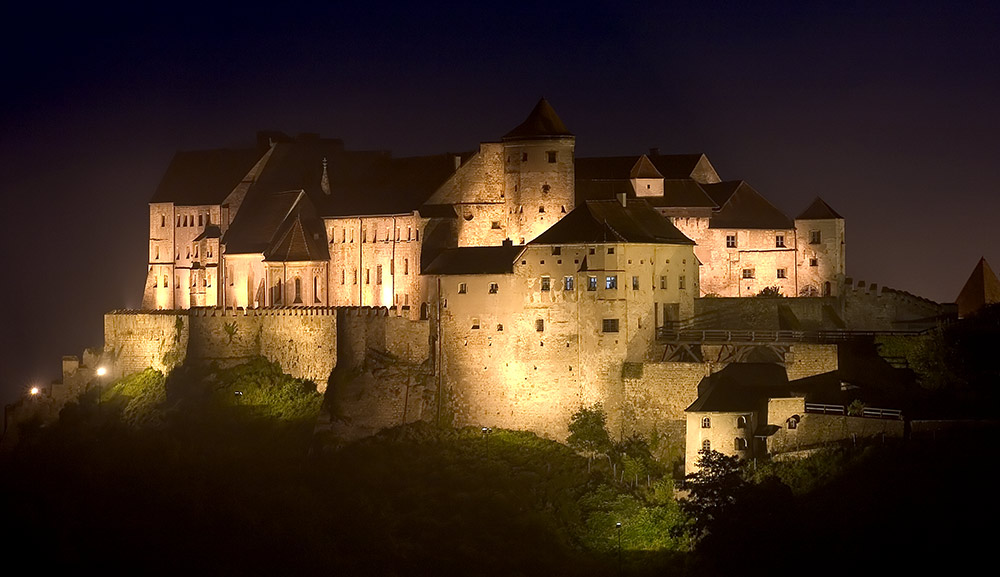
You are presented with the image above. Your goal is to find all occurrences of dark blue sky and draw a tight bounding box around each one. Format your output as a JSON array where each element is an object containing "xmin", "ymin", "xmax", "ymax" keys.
[{"xmin": 2, "ymin": 2, "xmax": 999, "ymax": 403}]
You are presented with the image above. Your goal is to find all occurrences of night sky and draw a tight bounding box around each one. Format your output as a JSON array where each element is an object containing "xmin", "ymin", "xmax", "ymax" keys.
[{"xmin": 2, "ymin": 3, "xmax": 999, "ymax": 404}]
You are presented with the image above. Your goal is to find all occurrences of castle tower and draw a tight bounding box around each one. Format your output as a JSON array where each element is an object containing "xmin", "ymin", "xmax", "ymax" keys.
[
  {"xmin": 794, "ymin": 197, "xmax": 846, "ymax": 297},
  {"xmin": 502, "ymin": 99, "xmax": 575, "ymax": 244}
]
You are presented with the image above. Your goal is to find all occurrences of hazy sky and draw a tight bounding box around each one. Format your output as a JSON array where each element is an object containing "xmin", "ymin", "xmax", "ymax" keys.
[{"xmin": 2, "ymin": 2, "xmax": 998, "ymax": 403}]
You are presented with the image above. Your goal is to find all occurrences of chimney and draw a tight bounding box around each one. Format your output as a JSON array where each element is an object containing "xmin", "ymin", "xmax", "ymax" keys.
[
  {"xmin": 616, "ymin": 192, "xmax": 627, "ymax": 207},
  {"xmin": 453, "ymin": 155, "xmax": 462, "ymax": 171},
  {"xmin": 502, "ymin": 238, "xmax": 513, "ymax": 247}
]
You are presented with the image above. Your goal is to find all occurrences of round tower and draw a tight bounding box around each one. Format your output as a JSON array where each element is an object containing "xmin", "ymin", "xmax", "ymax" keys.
[{"xmin": 502, "ymin": 99, "xmax": 575, "ymax": 244}]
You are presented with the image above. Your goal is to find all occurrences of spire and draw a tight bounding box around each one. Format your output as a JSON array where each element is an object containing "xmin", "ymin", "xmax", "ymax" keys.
[
  {"xmin": 321, "ymin": 157, "xmax": 330, "ymax": 195},
  {"xmin": 956, "ymin": 257, "xmax": 1000, "ymax": 317},
  {"xmin": 502, "ymin": 98, "xmax": 573, "ymax": 140}
]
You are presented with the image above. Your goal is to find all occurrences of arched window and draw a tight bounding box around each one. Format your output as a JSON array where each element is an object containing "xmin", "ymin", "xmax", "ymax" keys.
[
  {"xmin": 823, "ymin": 281, "xmax": 832, "ymax": 296},
  {"xmin": 420, "ymin": 302, "xmax": 429, "ymax": 320},
  {"xmin": 294, "ymin": 277, "xmax": 302, "ymax": 303},
  {"xmin": 702, "ymin": 439, "xmax": 711, "ymax": 452},
  {"xmin": 701, "ymin": 417, "xmax": 711, "ymax": 429},
  {"xmin": 735, "ymin": 438, "xmax": 748, "ymax": 451},
  {"xmin": 314, "ymin": 276, "xmax": 321, "ymax": 303},
  {"xmin": 787, "ymin": 415, "xmax": 800, "ymax": 430},
  {"xmin": 737, "ymin": 415, "xmax": 747, "ymax": 428}
]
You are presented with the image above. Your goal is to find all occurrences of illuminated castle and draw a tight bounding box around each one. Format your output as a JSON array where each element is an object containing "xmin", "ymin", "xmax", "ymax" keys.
[{"xmin": 141, "ymin": 99, "xmax": 845, "ymax": 315}]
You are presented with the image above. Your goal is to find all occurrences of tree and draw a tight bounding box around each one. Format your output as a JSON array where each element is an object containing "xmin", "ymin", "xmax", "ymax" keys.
[
  {"xmin": 567, "ymin": 404, "xmax": 612, "ymax": 469},
  {"xmin": 675, "ymin": 449, "xmax": 745, "ymax": 542},
  {"xmin": 756, "ymin": 285, "xmax": 783, "ymax": 297}
]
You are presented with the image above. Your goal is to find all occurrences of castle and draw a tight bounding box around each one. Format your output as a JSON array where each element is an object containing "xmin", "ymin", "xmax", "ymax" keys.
[{"xmin": 17, "ymin": 100, "xmax": 948, "ymax": 466}]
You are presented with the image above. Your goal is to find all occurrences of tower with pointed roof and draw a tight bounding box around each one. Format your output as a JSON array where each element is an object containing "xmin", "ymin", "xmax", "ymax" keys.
[
  {"xmin": 501, "ymin": 98, "xmax": 576, "ymax": 245},
  {"xmin": 795, "ymin": 197, "xmax": 845, "ymax": 297},
  {"xmin": 956, "ymin": 257, "xmax": 1000, "ymax": 317}
]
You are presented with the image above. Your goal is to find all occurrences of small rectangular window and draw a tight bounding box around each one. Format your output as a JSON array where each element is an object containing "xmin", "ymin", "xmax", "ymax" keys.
[
  {"xmin": 679, "ymin": 275, "xmax": 686, "ymax": 290},
  {"xmin": 777, "ymin": 268, "xmax": 787, "ymax": 279},
  {"xmin": 489, "ymin": 282, "xmax": 499, "ymax": 294},
  {"xmin": 606, "ymin": 275, "xmax": 617, "ymax": 289},
  {"xmin": 810, "ymin": 258, "xmax": 818, "ymax": 267},
  {"xmin": 742, "ymin": 269, "xmax": 755, "ymax": 279},
  {"xmin": 404, "ymin": 259, "xmax": 409, "ymax": 275},
  {"xmin": 471, "ymin": 318, "xmax": 480, "ymax": 330},
  {"xmin": 551, "ymin": 246, "xmax": 561, "ymax": 255},
  {"xmin": 775, "ymin": 234, "xmax": 785, "ymax": 248},
  {"xmin": 458, "ymin": 282, "xmax": 467, "ymax": 294},
  {"xmin": 536, "ymin": 318, "xmax": 545, "ymax": 332},
  {"xmin": 366, "ymin": 269, "xmax": 370, "ymax": 284},
  {"xmin": 541, "ymin": 276, "xmax": 551, "ymax": 291},
  {"xmin": 602, "ymin": 318, "xmax": 620, "ymax": 333},
  {"xmin": 588, "ymin": 276, "xmax": 597, "ymax": 291},
  {"xmin": 341, "ymin": 270, "xmax": 346, "ymax": 285},
  {"xmin": 632, "ymin": 276, "xmax": 640, "ymax": 290},
  {"xmin": 564, "ymin": 276, "xmax": 574, "ymax": 291},
  {"xmin": 376, "ymin": 265, "xmax": 383, "ymax": 284},
  {"xmin": 607, "ymin": 247, "xmax": 615, "ymax": 255},
  {"xmin": 491, "ymin": 221, "xmax": 501, "ymax": 229},
  {"xmin": 660, "ymin": 276, "xmax": 668, "ymax": 290},
  {"xmin": 547, "ymin": 151, "xmax": 557, "ymax": 163},
  {"xmin": 726, "ymin": 234, "xmax": 737, "ymax": 248},
  {"xmin": 810, "ymin": 230, "xmax": 821, "ymax": 244}
]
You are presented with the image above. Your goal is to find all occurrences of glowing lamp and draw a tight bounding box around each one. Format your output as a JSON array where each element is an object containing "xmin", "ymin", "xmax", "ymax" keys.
[
  {"xmin": 96, "ymin": 367, "xmax": 108, "ymax": 377},
  {"xmin": 29, "ymin": 386, "xmax": 40, "ymax": 396}
]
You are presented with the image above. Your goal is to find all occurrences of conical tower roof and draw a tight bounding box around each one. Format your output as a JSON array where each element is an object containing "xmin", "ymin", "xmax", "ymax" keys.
[
  {"xmin": 503, "ymin": 98, "xmax": 573, "ymax": 140},
  {"xmin": 956, "ymin": 257, "xmax": 1000, "ymax": 317}
]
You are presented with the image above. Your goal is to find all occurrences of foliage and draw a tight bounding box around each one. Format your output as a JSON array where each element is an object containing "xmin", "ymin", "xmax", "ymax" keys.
[
  {"xmin": 847, "ymin": 399, "xmax": 866, "ymax": 416},
  {"xmin": 223, "ymin": 321, "xmax": 238, "ymax": 343},
  {"xmin": 675, "ymin": 449, "xmax": 746, "ymax": 542},
  {"xmin": 101, "ymin": 368, "xmax": 167, "ymax": 428},
  {"xmin": 567, "ymin": 404, "xmax": 612, "ymax": 459},
  {"xmin": 755, "ymin": 285, "xmax": 783, "ymax": 297}
]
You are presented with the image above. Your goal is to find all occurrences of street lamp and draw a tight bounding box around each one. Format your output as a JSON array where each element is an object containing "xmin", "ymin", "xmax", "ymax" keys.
[
  {"xmin": 29, "ymin": 386, "xmax": 40, "ymax": 396},
  {"xmin": 96, "ymin": 366, "xmax": 108, "ymax": 377},
  {"xmin": 616, "ymin": 521, "xmax": 622, "ymax": 576},
  {"xmin": 481, "ymin": 426, "xmax": 493, "ymax": 459}
]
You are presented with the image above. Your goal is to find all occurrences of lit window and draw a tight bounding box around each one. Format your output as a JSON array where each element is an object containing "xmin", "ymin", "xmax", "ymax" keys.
[
  {"xmin": 541, "ymin": 276, "xmax": 551, "ymax": 291},
  {"xmin": 810, "ymin": 230, "xmax": 821, "ymax": 244},
  {"xmin": 489, "ymin": 282, "xmax": 499, "ymax": 294},
  {"xmin": 547, "ymin": 151, "xmax": 557, "ymax": 163},
  {"xmin": 602, "ymin": 318, "xmax": 619, "ymax": 333},
  {"xmin": 536, "ymin": 319, "xmax": 544, "ymax": 332},
  {"xmin": 742, "ymin": 269, "xmax": 755, "ymax": 279},
  {"xmin": 458, "ymin": 282, "xmax": 467, "ymax": 294},
  {"xmin": 777, "ymin": 268, "xmax": 787, "ymax": 279},
  {"xmin": 660, "ymin": 276, "xmax": 667, "ymax": 290},
  {"xmin": 564, "ymin": 276, "xmax": 574, "ymax": 291},
  {"xmin": 776, "ymin": 234, "xmax": 785, "ymax": 248},
  {"xmin": 606, "ymin": 275, "xmax": 617, "ymax": 289},
  {"xmin": 588, "ymin": 276, "xmax": 597, "ymax": 291},
  {"xmin": 726, "ymin": 234, "xmax": 737, "ymax": 248},
  {"xmin": 632, "ymin": 276, "xmax": 639, "ymax": 290},
  {"xmin": 702, "ymin": 417, "xmax": 711, "ymax": 429}
]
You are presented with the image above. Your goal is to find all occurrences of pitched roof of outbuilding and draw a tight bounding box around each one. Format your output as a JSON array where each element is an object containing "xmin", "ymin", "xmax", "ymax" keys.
[
  {"xmin": 629, "ymin": 155, "xmax": 663, "ymax": 178},
  {"xmin": 502, "ymin": 98, "xmax": 573, "ymax": 140},
  {"xmin": 686, "ymin": 363, "xmax": 790, "ymax": 413},
  {"xmin": 703, "ymin": 181, "xmax": 795, "ymax": 230},
  {"xmin": 422, "ymin": 244, "xmax": 525, "ymax": 275},
  {"xmin": 797, "ymin": 197, "xmax": 844, "ymax": 220},
  {"xmin": 151, "ymin": 148, "xmax": 263, "ymax": 206},
  {"xmin": 529, "ymin": 199, "xmax": 694, "ymax": 245}
]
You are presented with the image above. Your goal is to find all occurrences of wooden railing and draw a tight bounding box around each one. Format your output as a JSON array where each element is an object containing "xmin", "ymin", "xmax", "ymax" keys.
[{"xmin": 656, "ymin": 327, "xmax": 927, "ymax": 343}]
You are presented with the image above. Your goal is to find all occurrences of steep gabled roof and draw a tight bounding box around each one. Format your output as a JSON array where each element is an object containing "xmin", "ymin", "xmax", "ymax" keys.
[
  {"xmin": 264, "ymin": 195, "xmax": 329, "ymax": 262},
  {"xmin": 797, "ymin": 197, "xmax": 844, "ymax": 220},
  {"xmin": 703, "ymin": 181, "xmax": 794, "ymax": 230},
  {"xmin": 659, "ymin": 180, "xmax": 719, "ymax": 208},
  {"xmin": 629, "ymin": 155, "xmax": 663, "ymax": 179},
  {"xmin": 956, "ymin": 257, "xmax": 1000, "ymax": 317},
  {"xmin": 422, "ymin": 244, "xmax": 525, "ymax": 275},
  {"xmin": 529, "ymin": 199, "xmax": 694, "ymax": 245},
  {"xmin": 502, "ymin": 98, "xmax": 573, "ymax": 140},
  {"xmin": 223, "ymin": 189, "xmax": 302, "ymax": 255},
  {"xmin": 151, "ymin": 148, "xmax": 263, "ymax": 206}
]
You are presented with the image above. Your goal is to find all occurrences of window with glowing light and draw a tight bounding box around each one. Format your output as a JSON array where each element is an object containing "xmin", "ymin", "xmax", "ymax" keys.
[
  {"xmin": 564, "ymin": 276, "xmax": 574, "ymax": 291},
  {"xmin": 605, "ymin": 275, "xmax": 617, "ymax": 290},
  {"xmin": 588, "ymin": 276, "xmax": 597, "ymax": 291}
]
